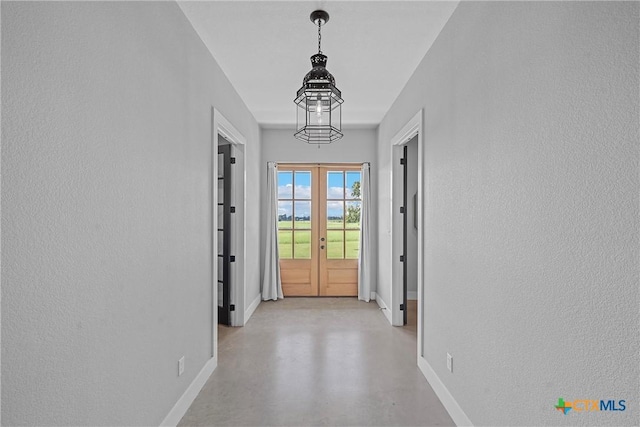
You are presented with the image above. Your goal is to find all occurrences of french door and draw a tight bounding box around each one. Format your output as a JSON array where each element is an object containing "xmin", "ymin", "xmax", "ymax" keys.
[{"xmin": 277, "ymin": 164, "xmax": 362, "ymax": 296}]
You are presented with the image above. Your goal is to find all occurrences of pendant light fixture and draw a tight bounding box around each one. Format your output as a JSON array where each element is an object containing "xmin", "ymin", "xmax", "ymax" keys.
[{"xmin": 294, "ymin": 10, "xmax": 343, "ymax": 144}]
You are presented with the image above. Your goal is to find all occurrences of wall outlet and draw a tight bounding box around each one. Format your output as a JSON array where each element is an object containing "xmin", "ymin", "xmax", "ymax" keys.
[
  {"xmin": 178, "ymin": 356, "xmax": 185, "ymax": 376},
  {"xmin": 447, "ymin": 353, "xmax": 453, "ymax": 373}
]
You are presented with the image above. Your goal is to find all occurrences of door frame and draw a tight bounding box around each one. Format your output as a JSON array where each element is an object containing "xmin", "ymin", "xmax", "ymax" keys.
[
  {"xmin": 318, "ymin": 165, "xmax": 362, "ymax": 296},
  {"xmin": 390, "ymin": 110, "xmax": 424, "ymax": 357},
  {"xmin": 211, "ymin": 108, "xmax": 246, "ymax": 357},
  {"xmin": 277, "ymin": 165, "xmax": 320, "ymax": 296},
  {"xmin": 277, "ymin": 163, "xmax": 362, "ymax": 297}
]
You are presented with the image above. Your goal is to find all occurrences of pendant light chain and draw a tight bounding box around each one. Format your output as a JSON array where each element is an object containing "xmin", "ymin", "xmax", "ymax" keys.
[{"xmin": 318, "ymin": 19, "xmax": 322, "ymax": 54}]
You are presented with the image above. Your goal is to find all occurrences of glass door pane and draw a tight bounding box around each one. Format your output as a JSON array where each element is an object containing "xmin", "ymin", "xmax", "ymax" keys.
[
  {"xmin": 277, "ymin": 169, "xmax": 313, "ymax": 260},
  {"xmin": 278, "ymin": 166, "xmax": 318, "ymax": 297},
  {"xmin": 319, "ymin": 167, "xmax": 360, "ymax": 297}
]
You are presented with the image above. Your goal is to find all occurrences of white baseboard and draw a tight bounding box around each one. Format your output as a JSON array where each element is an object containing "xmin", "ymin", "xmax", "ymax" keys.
[
  {"xmin": 417, "ymin": 356, "xmax": 473, "ymax": 427},
  {"xmin": 375, "ymin": 293, "xmax": 392, "ymax": 324},
  {"xmin": 160, "ymin": 356, "xmax": 217, "ymax": 427},
  {"xmin": 407, "ymin": 291, "xmax": 417, "ymax": 300},
  {"xmin": 244, "ymin": 293, "xmax": 261, "ymax": 324}
]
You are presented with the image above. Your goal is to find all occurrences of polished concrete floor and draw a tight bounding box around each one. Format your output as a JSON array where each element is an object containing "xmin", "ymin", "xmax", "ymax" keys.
[{"xmin": 178, "ymin": 298, "xmax": 453, "ymax": 426}]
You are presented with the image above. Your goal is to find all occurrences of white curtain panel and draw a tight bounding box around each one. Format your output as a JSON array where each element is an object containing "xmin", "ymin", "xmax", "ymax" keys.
[
  {"xmin": 358, "ymin": 163, "xmax": 371, "ymax": 302},
  {"xmin": 261, "ymin": 162, "xmax": 283, "ymax": 301}
]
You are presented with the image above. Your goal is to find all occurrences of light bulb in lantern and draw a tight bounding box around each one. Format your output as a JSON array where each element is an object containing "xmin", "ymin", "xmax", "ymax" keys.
[{"xmin": 316, "ymin": 98, "xmax": 323, "ymax": 124}]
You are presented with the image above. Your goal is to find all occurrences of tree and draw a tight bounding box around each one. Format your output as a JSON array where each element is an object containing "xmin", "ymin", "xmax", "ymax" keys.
[
  {"xmin": 346, "ymin": 181, "xmax": 361, "ymax": 224},
  {"xmin": 351, "ymin": 181, "xmax": 360, "ymax": 199}
]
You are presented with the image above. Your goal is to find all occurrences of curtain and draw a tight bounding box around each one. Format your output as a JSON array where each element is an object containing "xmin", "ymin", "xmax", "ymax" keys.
[
  {"xmin": 262, "ymin": 162, "xmax": 283, "ymax": 301},
  {"xmin": 358, "ymin": 163, "xmax": 371, "ymax": 302}
]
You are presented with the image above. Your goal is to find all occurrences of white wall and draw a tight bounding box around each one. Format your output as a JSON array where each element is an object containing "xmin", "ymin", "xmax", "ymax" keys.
[
  {"xmin": 245, "ymin": 125, "xmax": 262, "ymax": 317},
  {"xmin": 260, "ymin": 128, "xmax": 378, "ymax": 295},
  {"xmin": 1, "ymin": 2, "xmax": 260, "ymax": 425},
  {"xmin": 378, "ymin": 1, "xmax": 638, "ymax": 425}
]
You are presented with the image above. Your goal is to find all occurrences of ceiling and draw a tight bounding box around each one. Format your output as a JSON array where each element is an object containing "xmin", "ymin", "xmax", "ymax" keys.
[{"xmin": 178, "ymin": 1, "xmax": 459, "ymax": 127}]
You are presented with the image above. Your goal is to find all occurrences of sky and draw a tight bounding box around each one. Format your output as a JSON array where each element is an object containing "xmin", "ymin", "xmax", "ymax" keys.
[{"xmin": 278, "ymin": 171, "xmax": 360, "ymax": 218}]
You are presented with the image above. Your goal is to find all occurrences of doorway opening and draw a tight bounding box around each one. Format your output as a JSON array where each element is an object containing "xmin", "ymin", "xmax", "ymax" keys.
[
  {"xmin": 211, "ymin": 108, "xmax": 246, "ymax": 359},
  {"xmin": 276, "ymin": 164, "xmax": 362, "ymax": 297},
  {"xmin": 217, "ymin": 140, "xmax": 233, "ymax": 326},
  {"xmin": 402, "ymin": 137, "xmax": 419, "ymax": 332},
  {"xmin": 390, "ymin": 110, "xmax": 424, "ymax": 358}
]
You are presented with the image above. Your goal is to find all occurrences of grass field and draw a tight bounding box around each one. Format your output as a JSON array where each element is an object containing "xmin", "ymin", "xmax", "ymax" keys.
[
  {"xmin": 277, "ymin": 220, "xmax": 359, "ymax": 229},
  {"xmin": 278, "ymin": 220, "xmax": 360, "ymax": 259}
]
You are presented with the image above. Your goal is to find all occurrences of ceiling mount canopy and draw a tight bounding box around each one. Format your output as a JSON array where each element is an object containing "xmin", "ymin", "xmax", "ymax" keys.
[
  {"xmin": 310, "ymin": 9, "xmax": 329, "ymax": 27},
  {"xmin": 294, "ymin": 9, "xmax": 343, "ymax": 144}
]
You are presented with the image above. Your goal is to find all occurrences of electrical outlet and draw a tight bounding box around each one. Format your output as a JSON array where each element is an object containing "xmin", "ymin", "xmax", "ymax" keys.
[
  {"xmin": 178, "ymin": 356, "xmax": 185, "ymax": 376},
  {"xmin": 447, "ymin": 353, "xmax": 453, "ymax": 373}
]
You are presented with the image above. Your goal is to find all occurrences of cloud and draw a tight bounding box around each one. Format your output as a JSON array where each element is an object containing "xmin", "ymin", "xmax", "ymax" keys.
[
  {"xmin": 294, "ymin": 201, "xmax": 311, "ymax": 217},
  {"xmin": 278, "ymin": 184, "xmax": 293, "ymax": 199},
  {"xmin": 278, "ymin": 201, "xmax": 292, "ymax": 216},
  {"xmin": 277, "ymin": 184, "xmax": 311, "ymax": 199},
  {"xmin": 277, "ymin": 184, "xmax": 358, "ymax": 218},
  {"xmin": 294, "ymin": 185, "xmax": 311, "ymax": 199},
  {"xmin": 328, "ymin": 186, "xmax": 360, "ymax": 199},
  {"xmin": 327, "ymin": 201, "xmax": 344, "ymax": 217},
  {"xmin": 328, "ymin": 186, "xmax": 344, "ymax": 199}
]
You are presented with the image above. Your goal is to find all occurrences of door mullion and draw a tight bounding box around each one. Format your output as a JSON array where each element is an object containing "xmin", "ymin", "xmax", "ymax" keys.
[
  {"xmin": 344, "ymin": 173, "xmax": 348, "ymax": 260},
  {"xmin": 318, "ymin": 167, "xmax": 327, "ymax": 296},
  {"xmin": 311, "ymin": 166, "xmax": 320, "ymax": 296}
]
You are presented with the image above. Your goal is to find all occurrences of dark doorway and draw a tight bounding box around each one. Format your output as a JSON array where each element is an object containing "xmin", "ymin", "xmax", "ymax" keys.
[
  {"xmin": 402, "ymin": 145, "xmax": 408, "ymax": 325},
  {"xmin": 217, "ymin": 143, "xmax": 233, "ymax": 326},
  {"xmin": 402, "ymin": 136, "xmax": 419, "ymax": 328}
]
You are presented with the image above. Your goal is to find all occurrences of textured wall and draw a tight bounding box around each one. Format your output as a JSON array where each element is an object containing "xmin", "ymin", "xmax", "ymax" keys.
[
  {"xmin": 260, "ymin": 128, "xmax": 378, "ymax": 296},
  {"xmin": 1, "ymin": 2, "xmax": 260, "ymax": 425},
  {"xmin": 378, "ymin": 1, "xmax": 639, "ymax": 425}
]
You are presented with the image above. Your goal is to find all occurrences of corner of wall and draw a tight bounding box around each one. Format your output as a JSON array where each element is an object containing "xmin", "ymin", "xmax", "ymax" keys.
[{"xmin": 160, "ymin": 357, "xmax": 217, "ymax": 427}]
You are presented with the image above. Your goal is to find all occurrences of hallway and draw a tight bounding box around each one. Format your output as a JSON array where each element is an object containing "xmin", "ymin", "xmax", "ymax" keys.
[
  {"xmin": 178, "ymin": 298, "xmax": 453, "ymax": 426},
  {"xmin": 3, "ymin": 2, "xmax": 637, "ymax": 425}
]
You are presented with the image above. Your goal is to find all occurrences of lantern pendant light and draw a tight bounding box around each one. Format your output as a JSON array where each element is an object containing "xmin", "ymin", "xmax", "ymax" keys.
[{"xmin": 294, "ymin": 10, "xmax": 344, "ymax": 144}]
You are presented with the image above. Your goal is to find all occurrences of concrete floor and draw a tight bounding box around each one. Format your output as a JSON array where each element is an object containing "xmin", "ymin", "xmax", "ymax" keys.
[{"xmin": 178, "ymin": 298, "xmax": 454, "ymax": 426}]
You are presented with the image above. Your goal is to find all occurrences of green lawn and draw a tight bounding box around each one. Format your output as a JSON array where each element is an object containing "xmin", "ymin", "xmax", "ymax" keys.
[
  {"xmin": 278, "ymin": 221, "xmax": 360, "ymax": 259},
  {"xmin": 278, "ymin": 220, "xmax": 360, "ymax": 229}
]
